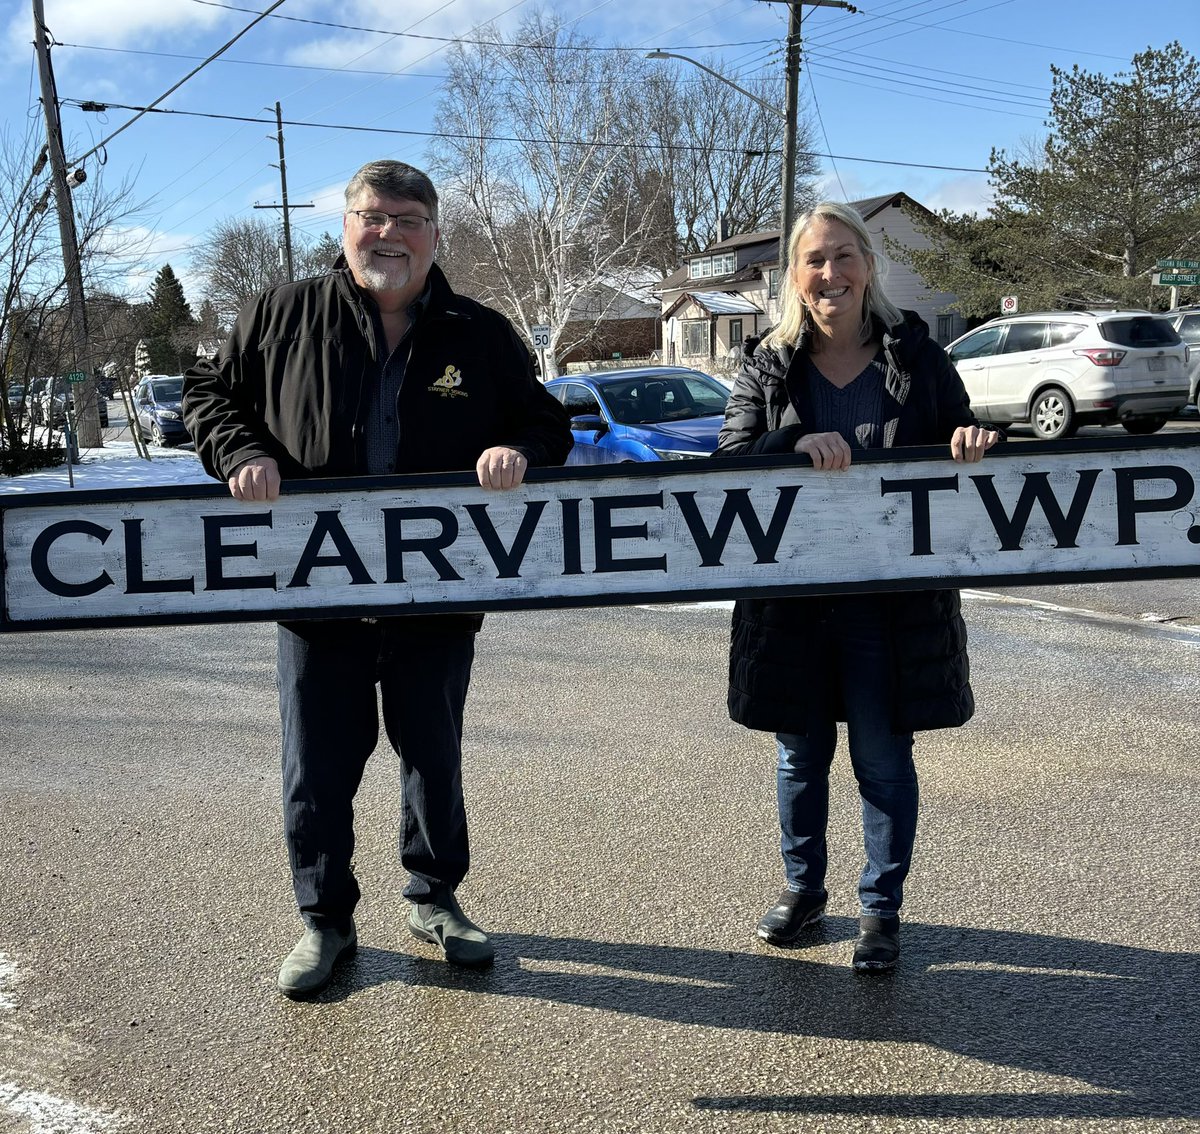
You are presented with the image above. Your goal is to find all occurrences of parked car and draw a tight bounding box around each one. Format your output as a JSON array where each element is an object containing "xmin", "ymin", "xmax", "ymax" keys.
[
  {"xmin": 544, "ymin": 367, "xmax": 730, "ymax": 464},
  {"xmin": 133, "ymin": 374, "xmax": 189, "ymax": 446},
  {"xmin": 6, "ymin": 383, "xmax": 27, "ymax": 424},
  {"xmin": 33, "ymin": 377, "xmax": 108, "ymax": 429},
  {"xmin": 1160, "ymin": 305, "xmax": 1200, "ymax": 409},
  {"xmin": 946, "ymin": 310, "xmax": 1189, "ymax": 440}
]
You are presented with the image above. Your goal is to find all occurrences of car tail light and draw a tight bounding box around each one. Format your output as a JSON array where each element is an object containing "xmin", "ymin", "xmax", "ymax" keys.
[{"xmin": 1073, "ymin": 348, "xmax": 1126, "ymax": 366}]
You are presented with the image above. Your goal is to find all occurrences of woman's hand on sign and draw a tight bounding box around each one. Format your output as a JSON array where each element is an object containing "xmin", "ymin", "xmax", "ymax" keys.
[
  {"xmin": 950, "ymin": 425, "xmax": 1000, "ymax": 464},
  {"xmin": 796, "ymin": 431, "xmax": 853, "ymax": 470},
  {"xmin": 477, "ymin": 446, "xmax": 528, "ymax": 490},
  {"xmin": 229, "ymin": 456, "xmax": 281, "ymax": 502}
]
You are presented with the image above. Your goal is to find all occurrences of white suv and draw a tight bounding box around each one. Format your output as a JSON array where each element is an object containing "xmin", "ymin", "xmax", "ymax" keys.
[{"xmin": 946, "ymin": 310, "xmax": 1188, "ymax": 440}]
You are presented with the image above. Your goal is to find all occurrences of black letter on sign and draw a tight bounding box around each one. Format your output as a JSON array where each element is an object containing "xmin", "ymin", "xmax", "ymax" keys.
[
  {"xmin": 203, "ymin": 513, "xmax": 277, "ymax": 591},
  {"xmin": 970, "ymin": 469, "xmax": 1101, "ymax": 550},
  {"xmin": 288, "ymin": 510, "xmax": 374, "ymax": 588},
  {"xmin": 593, "ymin": 493, "xmax": 667, "ymax": 574},
  {"xmin": 30, "ymin": 520, "xmax": 114, "ymax": 598},
  {"xmin": 463, "ymin": 500, "xmax": 548, "ymax": 578},
  {"xmin": 382, "ymin": 507, "xmax": 463, "ymax": 583},
  {"xmin": 560, "ymin": 499, "xmax": 583, "ymax": 576},
  {"xmin": 672, "ymin": 486, "xmax": 801, "ymax": 567},
  {"xmin": 123, "ymin": 518, "xmax": 195, "ymax": 594},
  {"xmin": 880, "ymin": 476, "xmax": 960, "ymax": 556},
  {"xmin": 1114, "ymin": 465, "xmax": 1195, "ymax": 546}
]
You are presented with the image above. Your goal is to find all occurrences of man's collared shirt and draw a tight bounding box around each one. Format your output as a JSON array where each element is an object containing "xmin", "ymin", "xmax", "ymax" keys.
[{"xmin": 363, "ymin": 282, "xmax": 432, "ymax": 475}]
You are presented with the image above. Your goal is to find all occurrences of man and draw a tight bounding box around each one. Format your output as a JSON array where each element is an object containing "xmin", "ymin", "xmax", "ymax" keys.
[{"xmin": 183, "ymin": 160, "xmax": 572, "ymax": 998}]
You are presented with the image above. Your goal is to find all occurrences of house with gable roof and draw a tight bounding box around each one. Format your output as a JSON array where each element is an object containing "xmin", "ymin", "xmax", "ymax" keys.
[{"xmin": 658, "ymin": 192, "xmax": 967, "ymax": 370}]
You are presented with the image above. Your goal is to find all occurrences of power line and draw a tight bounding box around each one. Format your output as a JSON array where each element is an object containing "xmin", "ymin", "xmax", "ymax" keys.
[
  {"xmin": 66, "ymin": 0, "xmax": 291, "ymax": 168},
  {"xmin": 63, "ymin": 98, "xmax": 990, "ymax": 171}
]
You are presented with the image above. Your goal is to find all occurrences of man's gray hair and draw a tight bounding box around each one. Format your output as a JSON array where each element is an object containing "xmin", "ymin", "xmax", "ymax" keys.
[{"xmin": 344, "ymin": 160, "xmax": 439, "ymax": 224}]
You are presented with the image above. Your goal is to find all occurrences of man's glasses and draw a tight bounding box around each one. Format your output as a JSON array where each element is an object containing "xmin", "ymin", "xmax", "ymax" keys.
[{"xmin": 348, "ymin": 210, "xmax": 433, "ymax": 233}]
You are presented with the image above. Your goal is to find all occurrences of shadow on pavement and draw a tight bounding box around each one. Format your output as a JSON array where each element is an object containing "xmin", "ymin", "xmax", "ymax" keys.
[{"xmin": 322, "ymin": 917, "xmax": 1198, "ymax": 1123}]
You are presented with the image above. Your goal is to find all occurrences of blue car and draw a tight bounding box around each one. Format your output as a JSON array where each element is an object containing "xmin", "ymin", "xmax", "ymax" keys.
[
  {"xmin": 134, "ymin": 375, "xmax": 190, "ymax": 447},
  {"xmin": 544, "ymin": 367, "xmax": 730, "ymax": 465}
]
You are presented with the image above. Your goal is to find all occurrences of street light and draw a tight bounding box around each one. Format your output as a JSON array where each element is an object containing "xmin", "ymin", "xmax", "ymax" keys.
[{"xmin": 646, "ymin": 47, "xmax": 798, "ymax": 273}]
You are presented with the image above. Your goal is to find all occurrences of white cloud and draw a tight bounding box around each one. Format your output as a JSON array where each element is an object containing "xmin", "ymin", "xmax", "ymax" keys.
[{"xmin": 3, "ymin": 0, "xmax": 226, "ymax": 62}]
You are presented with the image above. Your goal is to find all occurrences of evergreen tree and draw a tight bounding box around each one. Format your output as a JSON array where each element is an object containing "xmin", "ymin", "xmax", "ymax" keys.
[
  {"xmin": 896, "ymin": 42, "xmax": 1200, "ymax": 317},
  {"xmin": 144, "ymin": 264, "xmax": 196, "ymax": 373}
]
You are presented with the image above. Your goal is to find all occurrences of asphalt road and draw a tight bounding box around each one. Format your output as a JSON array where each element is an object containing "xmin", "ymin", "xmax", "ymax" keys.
[{"xmin": 1, "ymin": 591, "xmax": 1198, "ymax": 1133}]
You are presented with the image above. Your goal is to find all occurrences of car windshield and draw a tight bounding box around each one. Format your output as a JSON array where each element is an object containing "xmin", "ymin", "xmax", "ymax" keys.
[
  {"xmin": 1100, "ymin": 317, "xmax": 1181, "ymax": 348},
  {"xmin": 152, "ymin": 378, "xmax": 185, "ymax": 401},
  {"xmin": 598, "ymin": 373, "xmax": 729, "ymax": 425}
]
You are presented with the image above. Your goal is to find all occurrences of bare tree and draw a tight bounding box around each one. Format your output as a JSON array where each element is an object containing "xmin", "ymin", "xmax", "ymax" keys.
[
  {"xmin": 646, "ymin": 63, "xmax": 819, "ymax": 261},
  {"xmin": 1, "ymin": 124, "xmax": 144, "ymax": 467},
  {"xmin": 191, "ymin": 219, "xmax": 344, "ymax": 327},
  {"xmin": 431, "ymin": 12, "xmax": 673, "ymax": 377}
]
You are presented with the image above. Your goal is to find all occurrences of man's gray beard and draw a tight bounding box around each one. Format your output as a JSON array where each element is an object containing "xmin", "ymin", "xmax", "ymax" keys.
[{"xmin": 349, "ymin": 250, "xmax": 409, "ymax": 292}]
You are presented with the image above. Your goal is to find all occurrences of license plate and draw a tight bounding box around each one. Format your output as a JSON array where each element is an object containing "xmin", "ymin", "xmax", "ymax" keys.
[{"xmin": 1148, "ymin": 357, "xmax": 1166, "ymax": 371}]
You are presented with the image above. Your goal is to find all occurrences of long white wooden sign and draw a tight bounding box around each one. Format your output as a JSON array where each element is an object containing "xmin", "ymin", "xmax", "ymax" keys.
[{"xmin": 3, "ymin": 438, "xmax": 1200, "ymax": 631}]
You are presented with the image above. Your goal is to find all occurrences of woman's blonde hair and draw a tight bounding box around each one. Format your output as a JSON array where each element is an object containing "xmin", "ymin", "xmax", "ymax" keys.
[{"xmin": 763, "ymin": 200, "xmax": 903, "ymax": 351}]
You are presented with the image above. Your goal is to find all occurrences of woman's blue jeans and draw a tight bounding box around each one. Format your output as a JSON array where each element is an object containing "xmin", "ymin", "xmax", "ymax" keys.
[{"xmin": 775, "ymin": 600, "xmax": 917, "ymax": 918}]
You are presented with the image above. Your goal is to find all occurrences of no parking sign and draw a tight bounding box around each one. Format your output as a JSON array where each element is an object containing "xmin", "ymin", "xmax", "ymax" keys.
[{"xmin": 1001, "ymin": 295, "xmax": 1019, "ymax": 314}]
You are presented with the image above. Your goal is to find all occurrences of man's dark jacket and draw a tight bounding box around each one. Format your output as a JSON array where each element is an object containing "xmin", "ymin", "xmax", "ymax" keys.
[
  {"xmin": 716, "ymin": 311, "xmax": 978, "ymax": 735},
  {"xmin": 183, "ymin": 262, "xmax": 571, "ymax": 483}
]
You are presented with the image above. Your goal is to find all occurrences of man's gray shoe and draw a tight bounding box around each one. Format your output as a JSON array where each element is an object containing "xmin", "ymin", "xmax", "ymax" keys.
[
  {"xmin": 408, "ymin": 891, "xmax": 494, "ymax": 968},
  {"xmin": 277, "ymin": 921, "xmax": 357, "ymax": 998}
]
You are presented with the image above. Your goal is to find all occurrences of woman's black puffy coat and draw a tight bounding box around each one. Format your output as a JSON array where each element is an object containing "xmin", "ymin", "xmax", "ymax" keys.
[{"xmin": 717, "ymin": 311, "xmax": 978, "ymax": 735}]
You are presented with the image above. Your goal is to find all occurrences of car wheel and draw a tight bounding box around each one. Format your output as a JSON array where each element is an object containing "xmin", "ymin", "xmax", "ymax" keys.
[
  {"xmin": 151, "ymin": 421, "xmax": 167, "ymax": 446},
  {"xmin": 1030, "ymin": 387, "xmax": 1076, "ymax": 440},
  {"xmin": 1122, "ymin": 416, "xmax": 1167, "ymax": 436}
]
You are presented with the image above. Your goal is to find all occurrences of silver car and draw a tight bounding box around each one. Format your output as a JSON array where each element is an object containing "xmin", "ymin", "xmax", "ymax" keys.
[
  {"xmin": 947, "ymin": 309, "xmax": 1188, "ymax": 440},
  {"xmin": 1160, "ymin": 306, "xmax": 1200, "ymax": 409}
]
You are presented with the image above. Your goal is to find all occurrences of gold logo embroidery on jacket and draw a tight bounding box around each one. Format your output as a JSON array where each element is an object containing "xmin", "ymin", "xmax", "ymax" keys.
[{"xmin": 429, "ymin": 364, "xmax": 467, "ymax": 398}]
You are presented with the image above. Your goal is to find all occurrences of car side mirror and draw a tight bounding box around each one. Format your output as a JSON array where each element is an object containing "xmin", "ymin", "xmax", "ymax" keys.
[{"xmin": 570, "ymin": 413, "xmax": 607, "ymax": 435}]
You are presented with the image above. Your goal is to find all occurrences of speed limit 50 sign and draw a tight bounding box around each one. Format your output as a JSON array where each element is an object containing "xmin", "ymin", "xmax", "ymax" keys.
[
  {"xmin": 1000, "ymin": 295, "xmax": 1019, "ymax": 314},
  {"xmin": 530, "ymin": 324, "xmax": 551, "ymax": 350}
]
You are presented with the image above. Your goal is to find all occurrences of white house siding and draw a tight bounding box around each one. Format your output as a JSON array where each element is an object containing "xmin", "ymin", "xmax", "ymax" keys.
[{"xmin": 865, "ymin": 200, "xmax": 966, "ymax": 345}]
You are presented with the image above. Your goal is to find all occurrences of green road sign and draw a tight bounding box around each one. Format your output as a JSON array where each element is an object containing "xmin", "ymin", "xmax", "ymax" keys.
[
  {"xmin": 1157, "ymin": 259, "xmax": 1200, "ymax": 271},
  {"xmin": 1155, "ymin": 272, "xmax": 1200, "ymax": 286},
  {"xmin": 64, "ymin": 370, "xmax": 87, "ymax": 383}
]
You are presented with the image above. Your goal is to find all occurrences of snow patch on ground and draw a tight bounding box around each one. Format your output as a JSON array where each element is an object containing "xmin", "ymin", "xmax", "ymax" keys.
[
  {"xmin": 0, "ymin": 1084, "xmax": 130, "ymax": 1134},
  {"xmin": 1, "ymin": 442, "xmax": 211, "ymax": 495}
]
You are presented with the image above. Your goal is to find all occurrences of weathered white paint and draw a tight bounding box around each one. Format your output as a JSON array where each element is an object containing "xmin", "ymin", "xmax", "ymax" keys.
[{"xmin": 3, "ymin": 442, "xmax": 1199, "ymax": 629}]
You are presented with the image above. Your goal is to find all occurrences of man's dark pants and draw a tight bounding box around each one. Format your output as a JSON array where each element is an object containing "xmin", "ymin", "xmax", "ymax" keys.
[{"xmin": 276, "ymin": 618, "xmax": 477, "ymax": 929}]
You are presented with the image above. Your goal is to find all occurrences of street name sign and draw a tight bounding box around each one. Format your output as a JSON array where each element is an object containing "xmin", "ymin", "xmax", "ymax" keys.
[
  {"xmin": 1157, "ymin": 259, "xmax": 1200, "ymax": 270},
  {"xmin": 3, "ymin": 438, "xmax": 1200, "ymax": 631},
  {"xmin": 1153, "ymin": 272, "xmax": 1200, "ymax": 287}
]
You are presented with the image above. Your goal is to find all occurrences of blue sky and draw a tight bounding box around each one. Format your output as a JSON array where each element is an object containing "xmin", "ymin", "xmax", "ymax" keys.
[{"xmin": 1, "ymin": 0, "xmax": 1192, "ymax": 304}]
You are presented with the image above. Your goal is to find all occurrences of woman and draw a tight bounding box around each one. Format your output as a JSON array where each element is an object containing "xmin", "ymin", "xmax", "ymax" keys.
[{"xmin": 717, "ymin": 201, "xmax": 998, "ymax": 972}]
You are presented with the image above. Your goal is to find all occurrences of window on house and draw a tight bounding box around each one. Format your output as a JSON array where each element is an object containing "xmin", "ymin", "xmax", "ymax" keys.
[
  {"xmin": 698, "ymin": 259, "xmax": 712, "ymax": 278},
  {"xmin": 683, "ymin": 320, "xmax": 709, "ymax": 355},
  {"xmin": 688, "ymin": 260, "xmax": 703, "ymax": 280},
  {"xmin": 936, "ymin": 315, "xmax": 954, "ymax": 345},
  {"xmin": 729, "ymin": 319, "xmax": 743, "ymax": 347},
  {"xmin": 768, "ymin": 269, "xmax": 780, "ymax": 299}
]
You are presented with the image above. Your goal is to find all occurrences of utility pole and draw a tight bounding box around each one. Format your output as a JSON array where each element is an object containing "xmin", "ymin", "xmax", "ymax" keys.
[
  {"xmin": 254, "ymin": 103, "xmax": 312, "ymax": 282},
  {"xmin": 779, "ymin": 2, "xmax": 802, "ymax": 273},
  {"xmin": 774, "ymin": 0, "xmax": 856, "ymax": 273},
  {"xmin": 32, "ymin": 0, "xmax": 100, "ymax": 465}
]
